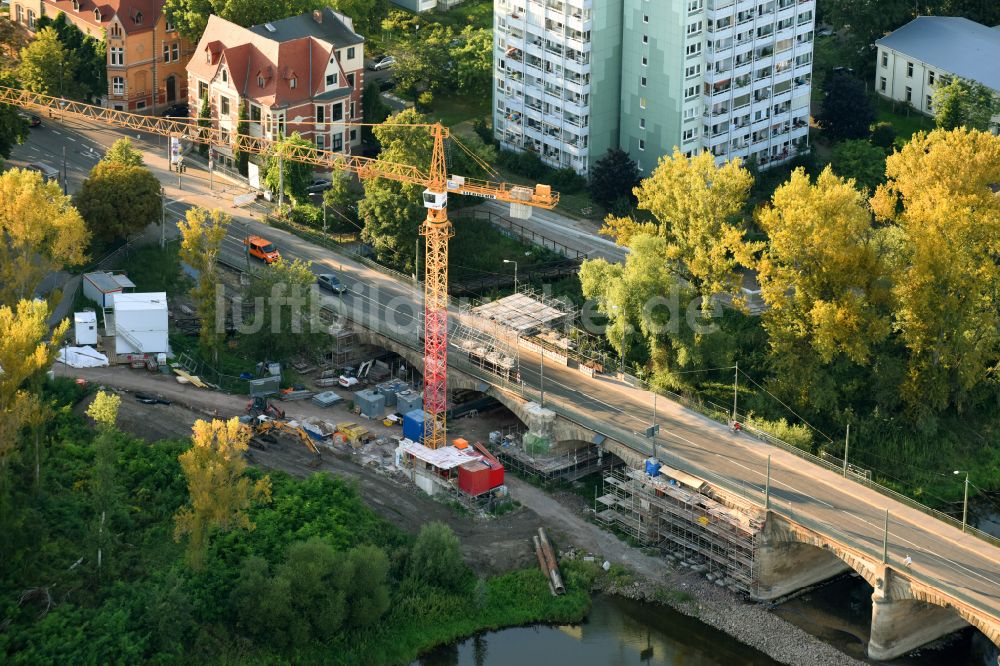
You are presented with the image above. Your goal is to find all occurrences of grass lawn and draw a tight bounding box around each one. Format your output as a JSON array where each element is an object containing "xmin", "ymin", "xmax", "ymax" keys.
[
  {"xmin": 424, "ymin": 91, "xmax": 490, "ymax": 131},
  {"xmin": 875, "ymin": 97, "xmax": 936, "ymax": 146},
  {"xmin": 425, "ymin": 0, "xmax": 493, "ymax": 31}
]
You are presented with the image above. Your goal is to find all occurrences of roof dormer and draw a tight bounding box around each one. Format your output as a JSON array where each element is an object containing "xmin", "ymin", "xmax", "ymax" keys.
[
  {"xmin": 94, "ymin": 8, "xmax": 101, "ymax": 21},
  {"xmin": 71, "ymin": 0, "xmax": 79, "ymax": 11}
]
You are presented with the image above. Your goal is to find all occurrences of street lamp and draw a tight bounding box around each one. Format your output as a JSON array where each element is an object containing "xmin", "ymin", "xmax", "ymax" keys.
[
  {"xmin": 954, "ymin": 470, "xmax": 970, "ymax": 532},
  {"xmin": 503, "ymin": 259, "xmax": 518, "ymax": 293}
]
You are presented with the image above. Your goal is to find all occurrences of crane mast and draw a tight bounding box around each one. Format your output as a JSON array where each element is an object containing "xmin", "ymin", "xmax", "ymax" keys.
[{"xmin": 0, "ymin": 87, "xmax": 559, "ymax": 449}]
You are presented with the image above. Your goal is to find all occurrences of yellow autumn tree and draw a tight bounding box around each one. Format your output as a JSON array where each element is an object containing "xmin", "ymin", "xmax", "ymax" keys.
[
  {"xmin": 871, "ymin": 128, "xmax": 1000, "ymax": 413},
  {"xmin": 601, "ymin": 149, "xmax": 757, "ymax": 303},
  {"xmin": 177, "ymin": 207, "xmax": 231, "ymax": 363},
  {"xmin": 0, "ymin": 300, "xmax": 68, "ymax": 484},
  {"xmin": 0, "ymin": 169, "xmax": 90, "ymax": 306},
  {"xmin": 174, "ymin": 418, "xmax": 271, "ymax": 569},
  {"xmin": 756, "ymin": 167, "xmax": 893, "ymax": 411}
]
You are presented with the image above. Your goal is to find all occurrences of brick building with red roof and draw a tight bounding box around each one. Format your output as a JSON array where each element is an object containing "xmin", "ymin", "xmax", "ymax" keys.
[
  {"xmin": 186, "ymin": 8, "xmax": 364, "ymax": 169},
  {"xmin": 14, "ymin": 0, "xmax": 193, "ymax": 112}
]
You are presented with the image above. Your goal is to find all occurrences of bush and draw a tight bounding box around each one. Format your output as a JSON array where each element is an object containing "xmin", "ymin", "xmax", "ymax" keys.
[
  {"xmin": 290, "ymin": 203, "xmax": 322, "ymax": 228},
  {"xmin": 417, "ymin": 91, "xmax": 434, "ymax": 110},
  {"xmin": 746, "ymin": 414, "xmax": 815, "ymax": 452},
  {"xmin": 869, "ymin": 121, "xmax": 896, "ymax": 150},
  {"xmin": 472, "ymin": 117, "xmax": 496, "ymax": 147},
  {"xmin": 549, "ymin": 167, "xmax": 586, "ymax": 194},
  {"xmin": 409, "ymin": 522, "xmax": 469, "ymax": 591},
  {"xmin": 516, "ymin": 150, "xmax": 546, "ymax": 180}
]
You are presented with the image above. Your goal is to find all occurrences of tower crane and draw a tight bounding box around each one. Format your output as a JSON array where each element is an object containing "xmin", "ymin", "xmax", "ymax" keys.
[{"xmin": 0, "ymin": 87, "xmax": 560, "ymax": 449}]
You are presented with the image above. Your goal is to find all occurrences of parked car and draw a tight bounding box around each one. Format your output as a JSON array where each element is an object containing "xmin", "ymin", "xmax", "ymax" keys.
[
  {"xmin": 369, "ymin": 55, "xmax": 395, "ymax": 71},
  {"xmin": 18, "ymin": 111, "xmax": 41, "ymax": 127},
  {"xmin": 378, "ymin": 78, "xmax": 397, "ymax": 92},
  {"xmin": 25, "ymin": 162, "xmax": 60, "ymax": 183},
  {"xmin": 162, "ymin": 103, "xmax": 189, "ymax": 118},
  {"xmin": 245, "ymin": 235, "xmax": 281, "ymax": 264},
  {"xmin": 317, "ymin": 273, "xmax": 347, "ymax": 294},
  {"xmin": 306, "ymin": 178, "xmax": 333, "ymax": 194}
]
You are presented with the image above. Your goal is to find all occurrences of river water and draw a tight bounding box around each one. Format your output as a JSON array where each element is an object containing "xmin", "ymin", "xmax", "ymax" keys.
[{"xmin": 415, "ymin": 594, "xmax": 779, "ymax": 666}]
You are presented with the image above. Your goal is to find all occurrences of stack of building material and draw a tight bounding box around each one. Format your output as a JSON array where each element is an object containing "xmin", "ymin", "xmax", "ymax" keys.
[
  {"xmin": 279, "ymin": 389, "xmax": 315, "ymax": 401},
  {"xmin": 355, "ymin": 389, "xmax": 385, "ymax": 418},
  {"xmin": 312, "ymin": 390, "xmax": 343, "ymax": 408}
]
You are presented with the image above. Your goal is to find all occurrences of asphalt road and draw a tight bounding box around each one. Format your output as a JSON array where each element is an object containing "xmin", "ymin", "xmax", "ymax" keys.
[{"xmin": 18, "ymin": 118, "xmax": 1000, "ymax": 633}]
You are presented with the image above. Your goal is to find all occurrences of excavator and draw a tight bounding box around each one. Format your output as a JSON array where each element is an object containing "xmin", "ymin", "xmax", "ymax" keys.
[{"xmin": 251, "ymin": 416, "xmax": 322, "ymax": 468}]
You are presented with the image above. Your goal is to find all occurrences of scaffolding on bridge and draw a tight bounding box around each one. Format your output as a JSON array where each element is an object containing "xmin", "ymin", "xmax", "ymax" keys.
[{"xmin": 596, "ymin": 466, "xmax": 762, "ymax": 593}]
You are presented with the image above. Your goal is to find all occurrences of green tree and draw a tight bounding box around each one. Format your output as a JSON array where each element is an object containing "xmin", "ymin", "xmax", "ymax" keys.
[
  {"xmin": 343, "ymin": 544, "xmax": 391, "ymax": 628},
  {"xmin": 409, "ymin": 521, "xmax": 468, "ymax": 590},
  {"xmin": 872, "ymin": 128, "xmax": 1000, "ymax": 415},
  {"xmin": 756, "ymin": 167, "xmax": 893, "ymax": 412},
  {"xmin": 589, "ymin": 148, "xmax": 639, "ymax": 212},
  {"xmin": 869, "ymin": 121, "xmax": 897, "ymax": 150},
  {"xmin": 74, "ymin": 162, "xmax": 162, "ymax": 243},
  {"xmin": 17, "ymin": 27, "xmax": 81, "ymax": 97},
  {"xmin": 35, "ymin": 13, "xmax": 106, "ymax": 100},
  {"xmin": 450, "ymin": 26, "xmax": 492, "ymax": 98},
  {"xmin": 603, "ymin": 149, "xmax": 756, "ymax": 303},
  {"xmin": 243, "ymin": 257, "xmax": 326, "ymax": 361},
  {"xmin": 0, "ymin": 169, "xmax": 89, "ymax": 305},
  {"xmin": 197, "ymin": 95, "xmax": 211, "ymax": 157},
  {"xmin": 231, "ymin": 555, "xmax": 296, "ymax": 646},
  {"xmin": 817, "ymin": 70, "xmax": 876, "ymax": 141},
  {"xmin": 932, "ymin": 76, "xmax": 1000, "ymax": 131},
  {"xmin": 174, "ymin": 418, "xmax": 272, "ymax": 570},
  {"xmin": 829, "ymin": 139, "xmax": 887, "ymax": 194},
  {"xmin": 0, "ymin": 97, "xmax": 29, "ymax": 163},
  {"xmin": 85, "ymin": 391, "xmax": 125, "ymax": 581},
  {"xmin": 359, "ymin": 108, "xmax": 432, "ymax": 270},
  {"xmin": 233, "ymin": 100, "xmax": 249, "ymax": 175},
  {"xmin": 327, "ymin": 0, "xmax": 389, "ymax": 37},
  {"xmin": 391, "ymin": 22, "xmax": 455, "ymax": 99},
  {"xmin": 177, "ymin": 208, "xmax": 231, "ymax": 362},
  {"xmin": 362, "ymin": 80, "xmax": 391, "ymax": 147},
  {"xmin": 264, "ymin": 133, "xmax": 315, "ymax": 206},
  {"xmin": 101, "ymin": 137, "xmax": 144, "ymax": 167}
]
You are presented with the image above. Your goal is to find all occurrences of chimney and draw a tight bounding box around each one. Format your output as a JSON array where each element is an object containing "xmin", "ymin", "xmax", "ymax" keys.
[{"xmin": 312, "ymin": 9, "xmax": 322, "ymax": 23}]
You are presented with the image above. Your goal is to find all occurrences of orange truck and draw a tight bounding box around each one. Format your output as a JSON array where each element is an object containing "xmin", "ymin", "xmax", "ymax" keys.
[{"xmin": 245, "ymin": 236, "xmax": 281, "ymax": 264}]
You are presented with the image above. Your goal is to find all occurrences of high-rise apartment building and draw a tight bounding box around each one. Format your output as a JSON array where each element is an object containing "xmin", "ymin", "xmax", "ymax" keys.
[{"xmin": 494, "ymin": 0, "xmax": 814, "ymax": 176}]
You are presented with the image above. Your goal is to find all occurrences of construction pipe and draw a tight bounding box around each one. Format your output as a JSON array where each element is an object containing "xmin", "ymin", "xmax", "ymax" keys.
[{"xmin": 537, "ymin": 527, "xmax": 565, "ymax": 595}]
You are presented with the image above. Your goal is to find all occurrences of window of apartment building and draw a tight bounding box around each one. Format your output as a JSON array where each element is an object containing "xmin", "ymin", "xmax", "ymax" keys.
[
  {"xmin": 316, "ymin": 105, "xmax": 325, "ymax": 123},
  {"xmin": 94, "ymin": 9, "xmax": 101, "ymax": 21},
  {"xmin": 881, "ymin": 51, "xmax": 887, "ymax": 67},
  {"xmin": 27, "ymin": 10, "xmax": 34, "ymax": 28},
  {"xmin": 684, "ymin": 85, "xmax": 698, "ymax": 99},
  {"xmin": 926, "ymin": 94, "xmax": 932, "ymax": 109},
  {"xmin": 112, "ymin": 77, "xmax": 124, "ymax": 95},
  {"xmin": 350, "ymin": 129, "xmax": 357, "ymax": 141},
  {"xmin": 906, "ymin": 62, "xmax": 913, "ymax": 77},
  {"xmin": 928, "ymin": 70, "xmax": 935, "ymax": 85},
  {"xmin": 326, "ymin": 72, "xmax": 338, "ymax": 86},
  {"xmin": 163, "ymin": 43, "xmax": 171, "ymax": 63},
  {"xmin": 316, "ymin": 134, "xmax": 325, "ymax": 150},
  {"xmin": 643, "ymin": 14, "xmax": 648, "ymax": 23},
  {"xmin": 683, "ymin": 128, "xmax": 696, "ymax": 142},
  {"xmin": 639, "ymin": 139, "xmax": 645, "ymax": 151},
  {"xmin": 221, "ymin": 96, "xmax": 230, "ymax": 115},
  {"xmin": 134, "ymin": 11, "xmax": 143, "ymax": 25},
  {"xmin": 172, "ymin": 43, "xmax": 179, "ymax": 62},
  {"xmin": 198, "ymin": 81, "xmax": 207, "ymax": 99},
  {"xmin": 166, "ymin": 19, "xmax": 175, "ymax": 32},
  {"xmin": 905, "ymin": 86, "xmax": 912, "ymax": 102},
  {"xmin": 331, "ymin": 103, "xmax": 343, "ymax": 122},
  {"xmin": 686, "ymin": 20, "xmax": 702, "ymax": 36},
  {"xmin": 688, "ymin": 0, "xmax": 702, "ymax": 12},
  {"xmin": 250, "ymin": 104, "xmax": 261, "ymax": 122},
  {"xmin": 347, "ymin": 47, "xmax": 355, "ymax": 59},
  {"xmin": 685, "ymin": 64, "xmax": 700, "ymax": 78},
  {"xmin": 349, "ymin": 101, "xmax": 355, "ymax": 118},
  {"xmin": 289, "ymin": 77, "xmax": 297, "ymax": 89},
  {"xmin": 641, "ymin": 56, "xmax": 647, "ymax": 66},
  {"xmin": 685, "ymin": 42, "xmax": 701, "ymax": 57},
  {"xmin": 257, "ymin": 76, "xmax": 265, "ymax": 87},
  {"xmin": 346, "ymin": 73, "xmax": 355, "ymax": 88},
  {"xmin": 110, "ymin": 23, "xmax": 121, "ymax": 38},
  {"xmin": 683, "ymin": 106, "xmax": 697, "ymax": 120},
  {"xmin": 15, "ymin": 5, "xmax": 22, "ymax": 23},
  {"xmin": 642, "ymin": 34, "xmax": 648, "ymax": 44},
  {"xmin": 332, "ymin": 133, "xmax": 343, "ymax": 151},
  {"xmin": 879, "ymin": 76, "xmax": 886, "ymax": 92},
  {"xmin": 639, "ymin": 97, "xmax": 647, "ymax": 109},
  {"xmin": 639, "ymin": 118, "xmax": 645, "ymax": 129},
  {"xmin": 110, "ymin": 47, "xmax": 124, "ymax": 66},
  {"xmin": 221, "ymin": 68, "xmax": 228, "ymax": 83},
  {"xmin": 640, "ymin": 76, "xmax": 647, "ymax": 87}
]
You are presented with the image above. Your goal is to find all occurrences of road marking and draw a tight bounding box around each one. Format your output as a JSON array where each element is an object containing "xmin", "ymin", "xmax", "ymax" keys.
[
  {"xmin": 51, "ymin": 130, "xmax": 62, "ymax": 136},
  {"xmin": 66, "ymin": 137, "xmax": 77, "ymax": 142}
]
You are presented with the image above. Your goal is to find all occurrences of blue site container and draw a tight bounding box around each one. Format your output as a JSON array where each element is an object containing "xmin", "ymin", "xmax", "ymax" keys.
[
  {"xmin": 403, "ymin": 409, "xmax": 426, "ymax": 443},
  {"xmin": 645, "ymin": 458, "xmax": 662, "ymax": 477}
]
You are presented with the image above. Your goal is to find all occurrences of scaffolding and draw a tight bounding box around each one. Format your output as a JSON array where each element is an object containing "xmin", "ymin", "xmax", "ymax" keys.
[
  {"xmin": 494, "ymin": 442, "xmax": 607, "ymax": 483},
  {"xmin": 596, "ymin": 467, "xmax": 761, "ymax": 593}
]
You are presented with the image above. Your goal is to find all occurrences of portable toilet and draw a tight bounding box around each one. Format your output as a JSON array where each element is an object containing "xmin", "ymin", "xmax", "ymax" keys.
[
  {"xmin": 402, "ymin": 409, "xmax": 426, "ymax": 443},
  {"xmin": 73, "ymin": 311, "xmax": 98, "ymax": 345}
]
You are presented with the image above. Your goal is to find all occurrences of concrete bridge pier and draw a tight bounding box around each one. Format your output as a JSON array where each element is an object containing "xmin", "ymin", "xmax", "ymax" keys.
[
  {"xmin": 752, "ymin": 512, "xmax": 852, "ymax": 601},
  {"xmin": 868, "ymin": 566, "xmax": 970, "ymax": 662}
]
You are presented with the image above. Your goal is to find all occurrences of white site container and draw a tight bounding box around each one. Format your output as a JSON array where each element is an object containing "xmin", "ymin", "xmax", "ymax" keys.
[
  {"xmin": 82, "ymin": 271, "xmax": 135, "ymax": 308},
  {"xmin": 111, "ymin": 292, "xmax": 169, "ymax": 355},
  {"xmin": 73, "ymin": 311, "xmax": 98, "ymax": 346}
]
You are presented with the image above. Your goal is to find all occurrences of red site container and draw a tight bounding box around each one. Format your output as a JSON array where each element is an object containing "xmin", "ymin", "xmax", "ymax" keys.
[{"xmin": 458, "ymin": 459, "xmax": 504, "ymax": 496}]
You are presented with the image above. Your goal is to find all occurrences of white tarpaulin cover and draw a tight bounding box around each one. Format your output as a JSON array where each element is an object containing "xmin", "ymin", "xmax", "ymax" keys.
[{"xmin": 56, "ymin": 346, "xmax": 109, "ymax": 368}]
